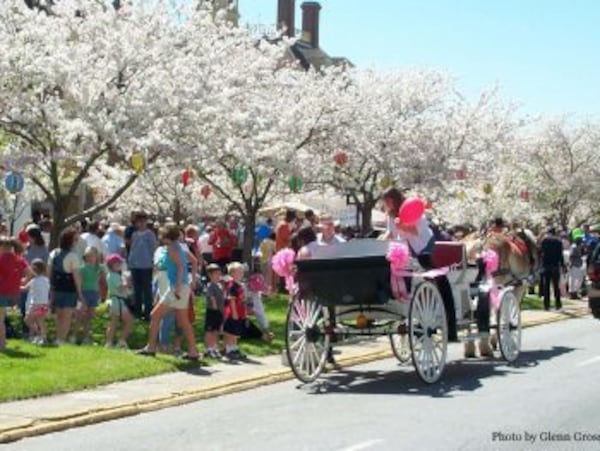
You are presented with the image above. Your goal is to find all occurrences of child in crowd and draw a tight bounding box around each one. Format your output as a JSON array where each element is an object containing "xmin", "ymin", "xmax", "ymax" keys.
[
  {"xmin": 259, "ymin": 232, "xmax": 276, "ymax": 294},
  {"xmin": 75, "ymin": 247, "xmax": 106, "ymax": 344},
  {"xmin": 223, "ymin": 262, "xmax": 247, "ymax": 360},
  {"xmin": 204, "ymin": 264, "xmax": 225, "ymax": 359},
  {"xmin": 246, "ymin": 272, "xmax": 274, "ymax": 342},
  {"xmin": 23, "ymin": 259, "xmax": 51, "ymax": 345},
  {"xmin": 0, "ymin": 238, "xmax": 32, "ymax": 351},
  {"xmin": 105, "ymin": 254, "xmax": 134, "ymax": 349}
]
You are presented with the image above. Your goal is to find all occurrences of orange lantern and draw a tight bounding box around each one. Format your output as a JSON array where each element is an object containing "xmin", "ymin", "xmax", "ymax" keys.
[
  {"xmin": 334, "ymin": 150, "xmax": 348, "ymax": 166},
  {"xmin": 200, "ymin": 184, "xmax": 212, "ymax": 199}
]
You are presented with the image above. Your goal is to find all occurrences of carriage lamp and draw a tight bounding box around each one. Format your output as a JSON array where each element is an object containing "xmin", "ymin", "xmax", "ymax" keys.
[{"xmin": 356, "ymin": 313, "xmax": 369, "ymax": 329}]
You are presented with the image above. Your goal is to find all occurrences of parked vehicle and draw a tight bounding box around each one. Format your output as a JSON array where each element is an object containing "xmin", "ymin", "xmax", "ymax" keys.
[{"xmin": 587, "ymin": 246, "xmax": 600, "ymax": 319}]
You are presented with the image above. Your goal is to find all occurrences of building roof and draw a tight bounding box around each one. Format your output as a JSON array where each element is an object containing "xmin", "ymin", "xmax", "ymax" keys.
[{"xmin": 288, "ymin": 39, "xmax": 353, "ymax": 71}]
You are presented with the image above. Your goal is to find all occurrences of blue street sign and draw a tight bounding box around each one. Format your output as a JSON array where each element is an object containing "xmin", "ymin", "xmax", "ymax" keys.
[{"xmin": 5, "ymin": 171, "xmax": 25, "ymax": 194}]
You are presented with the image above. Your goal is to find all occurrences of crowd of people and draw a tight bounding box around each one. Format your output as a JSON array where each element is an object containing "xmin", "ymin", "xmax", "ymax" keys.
[
  {"xmin": 0, "ymin": 207, "xmax": 351, "ymax": 358},
  {"xmin": 0, "ymin": 198, "xmax": 598, "ymax": 358},
  {"xmin": 0, "ymin": 212, "xmax": 277, "ymax": 358}
]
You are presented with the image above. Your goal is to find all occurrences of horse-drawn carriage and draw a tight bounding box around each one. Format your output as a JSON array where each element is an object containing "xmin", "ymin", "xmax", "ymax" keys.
[{"xmin": 284, "ymin": 239, "xmax": 523, "ymax": 384}]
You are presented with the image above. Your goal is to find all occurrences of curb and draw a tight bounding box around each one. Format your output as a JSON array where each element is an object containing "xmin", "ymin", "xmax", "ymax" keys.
[{"xmin": 0, "ymin": 309, "xmax": 590, "ymax": 444}]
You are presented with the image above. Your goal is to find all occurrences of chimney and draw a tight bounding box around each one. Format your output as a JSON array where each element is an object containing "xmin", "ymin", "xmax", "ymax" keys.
[
  {"xmin": 277, "ymin": 0, "xmax": 295, "ymax": 38},
  {"xmin": 301, "ymin": 2, "xmax": 321, "ymax": 48}
]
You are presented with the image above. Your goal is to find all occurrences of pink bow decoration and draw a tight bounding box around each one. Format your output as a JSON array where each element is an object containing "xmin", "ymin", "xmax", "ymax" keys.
[
  {"xmin": 482, "ymin": 249, "xmax": 501, "ymax": 310},
  {"xmin": 386, "ymin": 242, "xmax": 410, "ymax": 301},
  {"xmin": 271, "ymin": 248, "xmax": 297, "ymax": 293}
]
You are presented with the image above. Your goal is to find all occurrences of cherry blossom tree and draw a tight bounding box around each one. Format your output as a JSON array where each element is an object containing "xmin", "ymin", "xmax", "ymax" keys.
[
  {"xmin": 308, "ymin": 69, "xmax": 521, "ymax": 234},
  {"xmin": 514, "ymin": 118, "xmax": 600, "ymax": 228},
  {"xmin": 112, "ymin": 162, "xmax": 228, "ymax": 223},
  {"xmin": 0, "ymin": 0, "xmax": 235, "ymax": 245},
  {"xmin": 171, "ymin": 17, "xmax": 331, "ymax": 262}
]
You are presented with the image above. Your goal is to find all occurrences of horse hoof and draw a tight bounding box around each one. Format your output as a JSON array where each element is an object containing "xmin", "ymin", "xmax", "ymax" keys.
[{"xmin": 464, "ymin": 341, "xmax": 476, "ymax": 358}]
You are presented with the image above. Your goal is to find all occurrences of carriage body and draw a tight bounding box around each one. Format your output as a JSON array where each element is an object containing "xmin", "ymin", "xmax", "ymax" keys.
[{"xmin": 295, "ymin": 240, "xmax": 392, "ymax": 307}]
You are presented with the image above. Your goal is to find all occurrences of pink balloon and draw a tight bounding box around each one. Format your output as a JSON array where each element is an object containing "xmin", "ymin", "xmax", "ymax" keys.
[{"xmin": 398, "ymin": 197, "xmax": 425, "ymax": 225}]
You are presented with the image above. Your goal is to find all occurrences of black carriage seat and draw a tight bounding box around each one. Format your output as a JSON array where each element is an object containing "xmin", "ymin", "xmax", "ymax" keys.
[{"xmin": 431, "ymin": 242, "xmax": 466, "ymax": 269}]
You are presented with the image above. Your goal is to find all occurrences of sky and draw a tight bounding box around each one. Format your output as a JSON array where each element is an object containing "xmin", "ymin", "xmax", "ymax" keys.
[{"xmin": 239, "ymin": 0, "xmax": 600, "ymax": 118}]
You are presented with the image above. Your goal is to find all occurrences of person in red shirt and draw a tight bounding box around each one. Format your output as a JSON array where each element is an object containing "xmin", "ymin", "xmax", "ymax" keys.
[
  {"xmin": 208, "ymin": 220, "xmax": 237, "ymax": 271},
  {"xmin": 222, "ymin": 262, "xmax": 247, "ymax": 360},
  {"xmin": 275, "ymin": 210, "xmax": 296, "ymax": 252},
  {"xmin": 0, "ymin": 237, "xmax": 33, "ymax": 350}
]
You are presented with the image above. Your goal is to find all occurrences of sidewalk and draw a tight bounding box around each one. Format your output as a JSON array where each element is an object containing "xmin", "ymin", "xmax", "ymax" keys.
[{"xmin": 0, "ymin": 302, "xmax": 590, "ymax": 444}]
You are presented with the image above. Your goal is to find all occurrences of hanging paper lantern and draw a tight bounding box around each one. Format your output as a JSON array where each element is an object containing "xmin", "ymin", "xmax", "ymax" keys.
[
  {"xmin": 130, "ymin": 153, "xmax": 145, "ymax": 174},
  {"xmin": 457, "ymin": 191, "xmax": 466, "ymax": 202},
  {"xmin": 520, "ymin": 190, "xmax": 530, "ymax": 202},
  {"xmin": 333, "ymin": 150, "xmax": 348, "ymax": 166},
  {"xmin": 181, "ymin": 169, "xmax": 192, "ymax": 187},
  {"xmin": 483, "ymin": 183, "xmax": 493, "ymax": 195},
  {"xmin": 379, "ymin": 175, "xmax": 393, "ymax": 190},
  {"xmin": 288, "ymin": 174, "xmax": 303, "ymax": 193},
  {"xmin": 454, "ymin": 168, "xmax": 467, "ymax": 181},
  {"xmin": 4, "ymin": 171, "xmax": 25, "ymax": 194},
  {"xmin": 200, "ymin": 184, "xmax": 212, "ymax": 199},
  {"xmin": 230, "ymin": 167, "xmax": 249, "ymax": 186}
]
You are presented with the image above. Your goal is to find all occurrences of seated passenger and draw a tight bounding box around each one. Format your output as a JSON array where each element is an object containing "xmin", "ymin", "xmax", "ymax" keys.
[
  {"xmin": 381, "ymin": 187, "xmax": 434, "ymax": 269},
  {"xmin": 381, "ymin": 187, "xmax": 457, "ymax": 341}
]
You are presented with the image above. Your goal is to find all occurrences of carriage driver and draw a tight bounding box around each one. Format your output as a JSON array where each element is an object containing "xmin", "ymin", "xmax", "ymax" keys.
[{"xmin": 381, "ymin": 187, "xmax": 458, "ymax": 342}]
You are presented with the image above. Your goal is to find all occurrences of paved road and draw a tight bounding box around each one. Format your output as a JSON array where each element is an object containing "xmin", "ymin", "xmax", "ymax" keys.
[{"xmin": 5, "ymin": 317, "xmax": 600, "ymax": 451}]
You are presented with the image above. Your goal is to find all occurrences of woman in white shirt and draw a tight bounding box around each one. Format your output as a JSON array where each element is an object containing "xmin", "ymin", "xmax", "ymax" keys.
[{"xmin": 381, "ymin": 188, "xmax": 434, "ymax": 268}]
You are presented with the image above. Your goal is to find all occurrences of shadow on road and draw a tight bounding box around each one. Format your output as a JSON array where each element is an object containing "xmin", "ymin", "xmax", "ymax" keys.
[{"xmin": 304, "ymin": 346, "xmax": 576, "ymax": 398}]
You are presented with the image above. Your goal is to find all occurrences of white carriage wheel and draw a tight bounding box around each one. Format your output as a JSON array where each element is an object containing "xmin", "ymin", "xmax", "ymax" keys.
[
  {"xmin": 285, "ymin": 297, "xmax": 330, "ymax": 383},
  {"xmin": 389, "ymin": 323, "xmax": 410, "ymax": 364},
  {"xmin": 409, "ymin": 281, "xmax": 448, "ymax": 384},
  {"xmin": 497, "ymin": 288, "xmax": 521, "ymax": 363}
]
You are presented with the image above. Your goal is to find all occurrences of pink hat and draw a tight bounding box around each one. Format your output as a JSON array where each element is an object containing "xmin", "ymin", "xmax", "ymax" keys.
[{"xmin": 105, "ymin": 254, "xmax": 125, "ymax": 266}]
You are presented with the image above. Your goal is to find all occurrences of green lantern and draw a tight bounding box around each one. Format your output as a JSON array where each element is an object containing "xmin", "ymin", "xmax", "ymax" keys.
[
  {"xmin": 288, "ymin": 174, "xmax": 303, "ymax": 193},
  {"xmin": 230, "ymin": 167, "xmax": 249, "ymax": 186}
]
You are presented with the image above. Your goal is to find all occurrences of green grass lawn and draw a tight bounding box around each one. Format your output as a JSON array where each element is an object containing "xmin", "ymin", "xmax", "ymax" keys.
[
  {"xmin": 0, "ymin": 295, "xmax": 289, "ymax": 402},
  {"xmin": 521, "ymin": 294, "xmax": 545, "ymax": 310}
]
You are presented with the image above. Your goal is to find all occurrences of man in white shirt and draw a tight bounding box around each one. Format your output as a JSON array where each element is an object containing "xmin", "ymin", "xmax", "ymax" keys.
[
  {"xmin": 198, "ymin": 225, "xmax": 213, "ymax": 260},
  {"xmin": 317, "ymin": 214, "xmax": 346, "ymax": 246},
  {"xmin": 80, "ymin": 221, "xmax": 108, "ymax": 260}
]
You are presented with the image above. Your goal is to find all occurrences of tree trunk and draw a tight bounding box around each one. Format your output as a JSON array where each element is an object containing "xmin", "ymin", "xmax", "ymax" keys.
[
  {"xmin": 50, "ymin": 205, "xmax": 64, "ymax": 250},
  {"xmin": 359, "ymin": 196, "xmax": 376, "ymax": 237},
  {"xmin": 242, "ymin": 212, "xmax": 257, "ymax": 268}
]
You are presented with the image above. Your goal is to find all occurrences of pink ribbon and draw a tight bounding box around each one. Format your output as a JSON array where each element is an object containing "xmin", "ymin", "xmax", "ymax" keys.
[{"xmin": 482, "ymin": 249, "xmax": 501, "ymax": 311}]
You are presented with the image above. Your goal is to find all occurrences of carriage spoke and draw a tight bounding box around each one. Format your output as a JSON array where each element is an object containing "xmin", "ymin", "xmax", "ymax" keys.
[
  {"xmin": 293, "ymin": 339, "xmax": 306, "ymax": 367},
  {"xmin": 289, "ymin": 334, "xmax": 306, "ymax": 352},
  {"xmin": 308, "ymin": 303, "xmax": 322, "ymax": 327}
]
